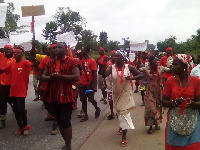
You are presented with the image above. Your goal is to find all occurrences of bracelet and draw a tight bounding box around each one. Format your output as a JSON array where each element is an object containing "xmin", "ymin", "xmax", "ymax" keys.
[
  {"xmin": 171, "ymin": 99, "xmax": 174, "ymax": 107},
  {"xmin": 174, "ymin": 100, "xmax": 178, "ymax": 107}
]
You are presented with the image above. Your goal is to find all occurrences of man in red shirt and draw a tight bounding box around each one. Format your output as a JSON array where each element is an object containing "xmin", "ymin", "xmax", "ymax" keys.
[
  {"xmin": 79, "ymin": 46, "xmax": 101, "ymax": 122},
  {"xmin": 159, "ymin": 47, "xmax": 174, "ymax": 86},
  {"xmin": 42, "ymin": 42, "xmax": 80, "ymax": 150},
  {"xmin": 97, "ymin": 47, "xmax": 108, "ymax": 104},
  {"xmin": 0, "ymin": 45, "xmax": 15, "ymax": 128},
  {"xmin": 0, "ymin": 49, "xmax": 32, "ymax": 135},
  {"xmin": 39, "ymin": 44, "xmax": 60, "ymax": 135}
]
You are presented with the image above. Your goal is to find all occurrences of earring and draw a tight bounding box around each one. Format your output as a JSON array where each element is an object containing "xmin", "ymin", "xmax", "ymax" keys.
[{"xmin": 184, "ymin": 68, "xmax": 186, "ymax": 71}]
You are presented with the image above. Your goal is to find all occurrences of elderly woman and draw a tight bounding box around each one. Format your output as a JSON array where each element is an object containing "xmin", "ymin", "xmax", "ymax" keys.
[
  {"xmin": 162, "ymin": 54, "xmax": 200, "ymax": 150},
  {"xmin": 103, "ymin": 50, "xmax": 142, "ymax": 147}
]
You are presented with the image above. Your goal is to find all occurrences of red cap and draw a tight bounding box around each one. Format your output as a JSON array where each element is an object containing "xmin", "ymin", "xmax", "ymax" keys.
[
  {"xmin": 166, "ymin": 47, "xmax": 173, "ymax": 51},
  {"xmin": 4, "ymin": 44, "xmax": 13, "ymax": 49}
]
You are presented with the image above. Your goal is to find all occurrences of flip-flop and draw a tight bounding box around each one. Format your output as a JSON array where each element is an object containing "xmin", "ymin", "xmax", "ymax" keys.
[{"xmin": 121, "ymin": 141, "xmax": 127, "ymax": 147}]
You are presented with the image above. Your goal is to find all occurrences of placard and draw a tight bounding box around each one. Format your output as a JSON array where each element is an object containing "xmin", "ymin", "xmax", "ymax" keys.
[
  {"xmin": 0, "ymin": 38, "xmax": 10, "ymax": 48},
  {"xmin": 57, "ymin": 31, "xmax": 77, "ymax": 47},
  {"xmin": 0, "ymin": 3, "xmax": 8, "ymax": 27},
  {"xmin": 20, "ymin": 41, "xmax": 32, "ymax": 51},
  {"xmin": 21, "ymin": 5, "xmax": 45, "ymax": 17},
  {"xmin": 130, "ymin": 42, "xmax": 147, "ymax": 51}
]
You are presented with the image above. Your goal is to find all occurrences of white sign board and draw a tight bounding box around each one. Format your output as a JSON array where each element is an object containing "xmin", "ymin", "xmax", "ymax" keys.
[
  {"xmin": 0, "ymin": 38, "xmax": 10, "ymax": 48},
  {"xmin": 130, "ymin": 42, "xmax": 147, "ymax": 51},
  {"xmin": 20, "ymin": 41, "xmax": 32, "ymax": 51},
  {"xmin": 0, "ymin": 3, "xmax": 8, "ymax": 27},
  {"xmin": 57, "ymin": 31, "xmax": 77, "ymax": 47}
]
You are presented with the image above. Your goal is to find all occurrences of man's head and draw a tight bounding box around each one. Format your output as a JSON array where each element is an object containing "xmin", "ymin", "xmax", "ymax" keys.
[
  {"xmin": 99, "ymin": 47, "xmax": 105, "ymax": 56},
  {"xmin": 55, "ymin": 42, "xmax": 67, "ymax": 58},
  {"xmin": 81, "ymin": 46, "xmax": 90, "ymax": 57},
  {"xmin": 14, "ymin": 49, "xmax": 23, "ymax": 62},
  {"xmin": 4, "ymin": 45, "xmax": 13, "ymax": 58},
  {"xmin": 166, "ymin": 47, "xmax": 173, "ymax": 57}
]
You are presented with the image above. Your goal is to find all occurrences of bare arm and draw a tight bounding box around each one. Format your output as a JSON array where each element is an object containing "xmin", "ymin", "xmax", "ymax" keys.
[
  {"xmin": 42, "ymin": 67, "xmax": 51, "ymax": 81},
  {"xmin": 127, "ymin": 65, "xmax": 143, "ymax": 80},
  {"xmin": 162, "ymin": 94, "xmax": 174, "ymax": 108}
]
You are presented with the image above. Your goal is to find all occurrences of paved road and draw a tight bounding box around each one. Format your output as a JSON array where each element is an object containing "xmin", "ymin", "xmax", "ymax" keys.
[
  {"xmin": 0, "ymin": 76, "xmax": 110, "ymax": 150},
  {"xmin": 0, "ymin": 75, "xmax": 167, "ymax": 150},
  {"xmin": 80, "ymin": 91, "xmax": 167, "ymax": 150}
]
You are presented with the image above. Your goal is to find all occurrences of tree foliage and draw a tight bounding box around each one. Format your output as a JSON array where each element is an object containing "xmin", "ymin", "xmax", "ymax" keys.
[
  {"xmin": 157, "ymin": 35, "xmax": 177, "ymax": 52},
  {"xmin": 99, "ymin": 31, "xmax": 108, "ymax": 48},
  {"xmin": 75, "ymin": 29, "xmax": 98, "ymax": 50},
  {"xmin": 122, "ymin": 37, "xmax": 130, "ymax": 49},
  {"xmin": 53, "ymin": 7, "xmax": 86, "ymax": 39},
  {"xmin": 147, "ymin": 44, "xmax": 155, "ymax": 51},
  {"xmin": 42, "ymin": 21, "xmax": 58, "ymax": 44},
  {"xmin": 107, "ymin": 40, "xmax": 120, "ymax": 51}
]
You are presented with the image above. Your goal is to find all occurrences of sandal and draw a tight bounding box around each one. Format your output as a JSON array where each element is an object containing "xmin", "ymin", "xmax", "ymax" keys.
[
  {"xmin": 80, "ymin": 116, "xmax": 89, "ymax": 122},
  {"xmin": 155, "ymin": 124, "xmax": 160, "ymax": 130},
  {"xmin": 107, "ymin": 115, "xmax": 115, "ymax": 120},
  {"xmin": 118, "ymin": 129, "xmax": 123, "ymax": 135},
  {"xmin": 95, "ymin": 107, "xmax": 101, "ymax": 118},
  {"xmin": 147, "ymin": 128, "xmax": 153, "ymax": 134},
  {"xmin": 121, "ymin": 141, "xmax": 127, "ymax": 147}
]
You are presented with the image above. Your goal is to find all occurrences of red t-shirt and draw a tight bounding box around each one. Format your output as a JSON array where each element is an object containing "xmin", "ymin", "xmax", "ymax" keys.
[
  {"xmin": 39, "ymin": 56, "xmax": 50, "ymax": 90},
  {"xmin": 0, "ymin": 53, "xmax": 15, "ymax": 85},
  {"xmin": 163, "ymin": 76, "xmax": 200, "ymax": 101},
  {"xmin": 80, "ymin": 57, "xmax": 97, "ymax": 85},
  {"xmin": 3, "ymin": 60, "xmax": 32, "ymax": 97}
]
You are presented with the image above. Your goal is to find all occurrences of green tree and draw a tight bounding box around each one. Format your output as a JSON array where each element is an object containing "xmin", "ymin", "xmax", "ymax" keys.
[
  {"xmin": 53, "ymin": 7, "xmax": 86, "ymax": 39},
  {"xmin": 107, "ymin": 40, "xmax": 120, "ymax": 51},
  {"xmin": 42, "ymin": 21, "xmax": 58, "ymax": 44},
  {"xmin": 0, "ymin": 1, "xmax": 28, "ymax": 38},
  {"xmin": 147, "ymin": 44, "xmax": 155, "ymax": 51},
  {"xmin": 99, "ymin": 31, "xmax": 108, "ymax": 48},
  {"xmin": 122, "ymin": 37, "xmax": 130, "ymax": 49},
  {"xmin": 75, "ymin": 29, "xmax": 98, "ymax": 50},
  {"xmin": 157, "ymin": 35, "xmax": 177, "ymax": 52}
]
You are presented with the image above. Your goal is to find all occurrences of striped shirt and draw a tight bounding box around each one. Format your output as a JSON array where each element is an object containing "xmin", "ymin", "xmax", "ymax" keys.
[{"xmin": 44, "ymin": 57, "xmax": 79, "ymax": 109}]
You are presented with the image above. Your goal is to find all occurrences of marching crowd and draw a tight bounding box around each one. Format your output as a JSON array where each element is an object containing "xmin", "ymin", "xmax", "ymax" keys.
[{"xmin": 0, "ymin": 42, "xmax": 200, "ymax": 150}]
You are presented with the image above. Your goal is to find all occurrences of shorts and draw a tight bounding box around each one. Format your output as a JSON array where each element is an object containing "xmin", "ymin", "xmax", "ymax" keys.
[{"xmin": 50, "ymin": 103, "xmax": 73, "ymax": 128}]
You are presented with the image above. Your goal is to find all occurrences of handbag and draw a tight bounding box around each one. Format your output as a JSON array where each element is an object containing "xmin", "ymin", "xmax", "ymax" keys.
[{"xmin": 169, "ymin": 107, "xmax": 198, "ymax": 136}]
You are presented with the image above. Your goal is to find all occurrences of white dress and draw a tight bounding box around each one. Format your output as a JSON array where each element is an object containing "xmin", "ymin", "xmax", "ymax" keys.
[{"xmin": 112, "ymin": 64, "xmax": 135, "ymax": 130}]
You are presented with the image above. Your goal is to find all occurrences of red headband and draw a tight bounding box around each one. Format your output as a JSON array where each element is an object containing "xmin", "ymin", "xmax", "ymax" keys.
[
  {"xmin": 50, "ymin": 44, "xmax": 56, "ymax": 48},
  {"xmin": 110, "ymin": 50, "xmax": 116, "ymax": 55},
  {"xmin": 166, "ymin": 47, "xmax": 173, "ymax": 51},
  {"xmin": 4, "ymin": 44, "xmax": 13, "ymax": 49},
  {"xmin": 14, "ymin": 49, "xmax": 23, "ymax": 53}
]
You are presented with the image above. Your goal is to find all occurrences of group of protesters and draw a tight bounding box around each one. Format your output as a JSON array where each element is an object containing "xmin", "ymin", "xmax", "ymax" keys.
[{"xmin": 0, "ymin": 42, "xmax": 200, "ymax": 150}]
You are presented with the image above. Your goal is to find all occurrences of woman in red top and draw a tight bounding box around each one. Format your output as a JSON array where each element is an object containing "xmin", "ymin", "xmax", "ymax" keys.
[{"xmin": 162, "ymin": 54, "xmax": 200, "ymax": 150}]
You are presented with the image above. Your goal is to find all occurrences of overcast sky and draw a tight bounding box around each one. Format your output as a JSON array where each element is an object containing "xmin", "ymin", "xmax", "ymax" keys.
[{"xmin": 5, "ymin": 0, "xmax": 200, "ymax": 46}]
